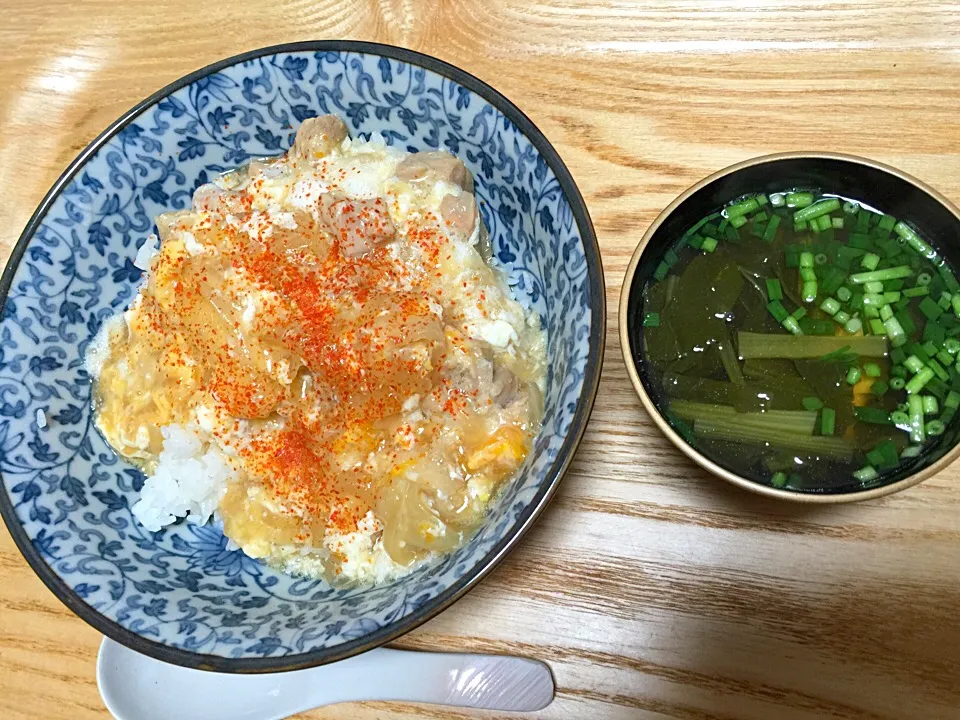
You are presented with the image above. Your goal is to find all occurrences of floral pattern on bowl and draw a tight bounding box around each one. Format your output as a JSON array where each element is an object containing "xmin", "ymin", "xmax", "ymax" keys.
[{"xmin": 0, "ymin": 41, "xmax": 603, "ymax": 671}]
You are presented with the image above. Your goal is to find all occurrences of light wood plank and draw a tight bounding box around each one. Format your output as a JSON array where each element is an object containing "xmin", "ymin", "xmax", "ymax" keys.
[{"xmin": 2, "ymin": 2, "xmax": 960, "ymax": 718}]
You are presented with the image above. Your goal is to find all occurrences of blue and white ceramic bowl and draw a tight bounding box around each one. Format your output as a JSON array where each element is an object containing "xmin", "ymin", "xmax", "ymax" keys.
[{"xmin": 0, "ymin": 42, "xmax": 604, "ymax": 672}]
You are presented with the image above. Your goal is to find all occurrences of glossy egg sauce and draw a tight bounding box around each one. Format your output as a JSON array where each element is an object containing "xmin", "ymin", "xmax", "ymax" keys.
[{"xmin": 91, "ymin": 115, "xmax": 546, "ymax": 584}]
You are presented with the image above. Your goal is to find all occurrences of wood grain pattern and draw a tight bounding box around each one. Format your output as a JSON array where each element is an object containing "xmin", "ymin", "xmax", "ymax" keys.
[{"xmin": 2, "ymin": 1, "xmax": 960, "ymax": 718}]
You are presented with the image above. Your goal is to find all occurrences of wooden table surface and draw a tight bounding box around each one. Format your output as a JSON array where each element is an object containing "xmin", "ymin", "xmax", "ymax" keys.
[{"xmin": 3, "ymin": 2, "xmax": 960, "ymax": 718}]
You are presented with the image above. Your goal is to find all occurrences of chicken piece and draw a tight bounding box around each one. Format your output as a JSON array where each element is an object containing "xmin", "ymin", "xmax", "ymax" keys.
[
  {"xmin": 320, "ymin": 196, "xmax": 396, "ymax": 258},
  {"xmin": 396, "ymin": 150, "xmax": 475, "ymax": 193},
  {"xmin": 439, "ymin": 192, "xmax": 478, "ymax": 243},
  {"xmin": 293, "ymin": 115, "xmax": 348, "ymax": 160},
  {"xmin": 192, "ymin": 183, "xmax": 246, "ymax": 216}
]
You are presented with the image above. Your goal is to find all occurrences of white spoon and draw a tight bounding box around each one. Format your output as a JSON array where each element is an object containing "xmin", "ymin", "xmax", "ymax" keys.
[{"xmin": 97, "ymin": 637, "xmax": 554, "ymax": 719}]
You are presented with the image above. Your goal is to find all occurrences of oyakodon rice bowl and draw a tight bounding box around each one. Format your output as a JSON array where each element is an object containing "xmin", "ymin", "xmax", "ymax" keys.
[
  {"xmin": 0, "ymin": 42, "xmax": 602, "ymax": 671},
  {"xmin": 88, "ymin": 114, "xmax": 547, "ymax": 587}
]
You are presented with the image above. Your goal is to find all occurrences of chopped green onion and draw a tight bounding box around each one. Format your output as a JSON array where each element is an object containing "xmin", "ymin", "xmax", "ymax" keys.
[
  {"xmin": 802, "ymin": 396, "xmax": 824, "ymax": 411},
  {"xmin": 832, "ymin": 217, "xmax": 844, "ymax": 230},
  {"xmin": 904, "ymin": 355, "xmax": 926, "ymax": 374},
  {"xmin": 800, "ymin": 267, "xmax": 817, "ymax": 282},
  {"xmin": 939, "ymin": 265, "xmax": 960, "ymax": 294},
  {"xmin": 869, "ymin": 318, "xmax": 886, "ymax": 335},
  {"xmin": 894, "ymin": 310, "xmax": 916, "ymax": 336},
  {"xmin": 939, "ymin": 291, "xmax": 954, "ymax": 311},
  {"xmin": 819, "ymin": 407, "xmax": 836, "ymax": 435},
  {"xmin": 782, "ymin": 316, "xmax": 803, "ymax": 335},
  {"xmin": 917, "ymin": 272, "xmax": 933, "ymax": 286},
  {"xmin": 946, "ymin": 390, "xmax": 960, "ymax": 409},
  {"xmin": 846, "ymin": 367, "xmax": 862, "ymax": 385},
  {"xmin": 701, "ymin": 237, "xmax": 718, "ymax": 253},
  {"xmin": 842, "ymin": 201, "xmax": 859, "ymax": 214},
  {"xmin": 853, "ymin": 465, "xmax": 878, "ymax": 482},
  {"xmin": 855, "ymin": 406, "xmax": 892, "ymax": 424},
  {"xmin": 643, "ymin": 312, "xmax": 661, "ymax": 327},
  {"xmin": 724, "ymin": 196, "xmax": 761, "ymax": 220},
  {"xmin": 834, "ymin": 310, "xmax": 852, "ymax": 324},
  {"xmin": 792, "ymin": 306, "xmax": 807, "ymax": 321},
  {"xmin": 909, "ymin": 395, "xmax": 926, "ymax": 443},
  {"xmin": 890, "ymin": 411, "xmax": 910, "ymax": 428},
  {"xmin": 762, "ymin": 214, "xmax": 781, "ymax": 243},
  {"xmin": 866, "ymin": 447, "xmax": 885, "ymax": 468},
  {"xmin": 874, "ymin": 440, "xmax": 900, "ymax": 469},
  {"xmin": 730, "ymin": 215, "xmax": 748, "ymax": 229},
  {"xmin": 906, "ymin": 366, "xmax": 935, "ymax": 394},
  {"xmin": 863, "ymin": 362, "xmax": 882, "ymax": 377},
  {"xmin": 820, "ymin": 297, "xmax": 841, "ymax": 315},
  {"xmin": 802, "ymin": 281, "xmax": 818, "ymax": 304},
  {"xmin": 766, "ymin": 278, "xmax": 783, "ymax": 301},
  {"xmin": 767, "ymin": 300, "xmax": 789, "ymax": 323},
  {"xmin": 816, "ymin": 215, "xmax": 833, "ymax": 232},
  {"xmin": 837, "ymin": 286, "xmax": 853, "ymax": 302},
  {"xmin": 946, "ymin": 339, "xmax": 960, "ymax": 355},
  {"xmin": 953, "ymin": 295, "xmax": 960, "ymax": 318},
  {"xmin": 770, "ymin": 193, "xmax": 785, "ymax": 208},
  {"xmin": 844, "ymin": 317, "xmax": 862, "ymax": 333},
  {"xmin": 895, "ymin": 221, "xmax": 935, "ymax": 258},
  {"xmin": 799, "ymin": 252, "xmax": 815, "ymax": 268},
  {"xmin": 786, "ymin": 192, "xmax": 815, "ymax": 208},
  {"xmin": 883, "ymin": 316, "xmax": 908, "ymax": 347},
  {"xmin": 919, "ymin": 296, "xmax": 944, "ymax": 320},
  {"xmin": 794, "ymin": 198, "xmax": 841, "ymax": 223},
  {"xmin": 923, "ymin": 395, "xmax": 939, "ymax": 415},
  {"xmin": 890, "ymin": 377, "xmax": 906, "ymax": 390},
  {"xmin": 903, "ymin": 285, "xmax": 930, "ymax": 297},
  {"xmin": 926, "ymin": 420, "xmax": 946, "ymax": 436},
  {"xmin": 901, "ymin": 445, "xmax": 923, "ymax": 459},
  {"xmin": 928, "ymin": 358, "xmax": 950, "ymax": 382},
  {"xmin": 863, "ymin": 281, "xmax": 884, "ymax": 294},
  {"xmin": 770, "ymin": 471, "xmax": 787, "ymax": 488},
  {"xmin": 850, "ymin": 266, "xmax": 914, "ymax": 284}
]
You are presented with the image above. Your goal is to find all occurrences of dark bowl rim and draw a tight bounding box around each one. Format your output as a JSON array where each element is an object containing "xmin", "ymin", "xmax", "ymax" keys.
[
  {"xmin": 0, "ymin": 40, "xmax": 605, "ymax": 673},
  {"xmin": 618, "ymin": 150, "xmax": 960, "ymax": 504}
]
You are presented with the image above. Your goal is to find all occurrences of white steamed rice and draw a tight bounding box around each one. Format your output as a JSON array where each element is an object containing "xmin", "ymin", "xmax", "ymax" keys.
[{"xmin": 131, "ymin": 425, "xmax": 231, "ymax": 532}]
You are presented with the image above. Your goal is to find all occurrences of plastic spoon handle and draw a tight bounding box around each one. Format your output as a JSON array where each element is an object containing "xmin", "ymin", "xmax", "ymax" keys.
[{"xmin": 97, "ymin": 637, "xmax": 554, "ymax": 720}]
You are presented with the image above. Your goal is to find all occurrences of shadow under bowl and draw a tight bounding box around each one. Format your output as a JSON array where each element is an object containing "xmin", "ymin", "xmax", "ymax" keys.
[{"xmin": 620, "ymin": 151, "xmax": 960, "ymax": 503}]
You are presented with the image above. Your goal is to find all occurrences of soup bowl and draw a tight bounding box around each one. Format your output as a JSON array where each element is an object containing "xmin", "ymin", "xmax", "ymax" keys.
[
  {"xmin": 620, "ymin": 152, "xmax": 960, "ymax": 503},
  {"xmin": 0, "ymin": 41, "xmax": 604, "ymax": 671}
]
